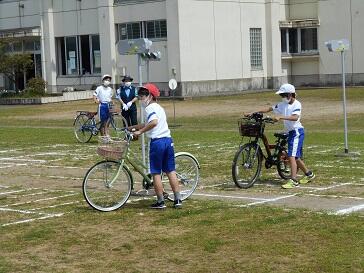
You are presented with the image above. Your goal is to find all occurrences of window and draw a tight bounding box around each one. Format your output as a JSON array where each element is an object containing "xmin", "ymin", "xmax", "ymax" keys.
[
  {"xmin": 118, "ymin": 22, "xmax": 142, "ymax": 40},
  {"xmin": 250, "ymin": 28, "xmax": 262, "ymax": 70},
  {"xmin": 116, "ymin": 20, "xmax": 167, "ymax": 41},
  {"xmin": 145, "ymin": 20, "xmax": 167, "ymax": 39},
  {"xmin": 281, "ymin": 28, "xmax": 318, "ymax": 54},
  {"xmin": 56, "ymin": 35, "xmax": 101, "ymax": 76}
]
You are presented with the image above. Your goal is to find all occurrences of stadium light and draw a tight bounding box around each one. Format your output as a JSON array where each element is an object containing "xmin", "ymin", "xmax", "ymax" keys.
[{"xmin": 325, "ymin": 39, "xmax": 352, "ymax": 155}]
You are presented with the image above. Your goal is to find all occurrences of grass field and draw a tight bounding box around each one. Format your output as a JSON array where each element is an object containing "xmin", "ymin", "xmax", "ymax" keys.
[{"xmin": 0, "ymin": 88, "xmax": 363, "ymax": 272}]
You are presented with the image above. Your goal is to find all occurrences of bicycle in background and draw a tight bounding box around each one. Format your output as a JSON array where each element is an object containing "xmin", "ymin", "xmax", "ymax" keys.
[
  {"xmin": 82, "ymin": 129, "xmax": 200, "ymax": 212},
  {"xmin": 232, "ymin": 112, "xmax": 291, "ymax": 189},
  {"xmin": 73, "ymin": 107, "xmax": 128, "ymax": 143}
]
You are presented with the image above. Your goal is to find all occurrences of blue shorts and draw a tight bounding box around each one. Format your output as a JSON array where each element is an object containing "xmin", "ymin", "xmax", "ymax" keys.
[
  {"xmin": 149, "ymin": 137, "xmax": 175, "ymax": 175},
  {"xmin": 99, "ymin": 103, "xmax": 111, "ymax": 123},
  {"xmin": 287, "ymin": 128, "xmax": 305, "ymax": 158}
]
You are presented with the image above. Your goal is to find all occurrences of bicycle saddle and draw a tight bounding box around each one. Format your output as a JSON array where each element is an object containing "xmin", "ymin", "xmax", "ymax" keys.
[
  {"xmin": 274, "ymin": 132, "xmax": 288, "ymax": 139},
  {"xmin": 77, "ymin": 111, "xmax": 97, "ymax": 118}
]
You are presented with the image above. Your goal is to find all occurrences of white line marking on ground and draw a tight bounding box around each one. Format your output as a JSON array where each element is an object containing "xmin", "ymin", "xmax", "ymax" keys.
[
  {"xmin": 334, "ymin": 204, "xmax": 364, "ymax": 215},
  {"xmin": 1, "ymin": 213, "xmax": 64, "ymax": 227},
  {"xmin": 1, "ymin": 193, "xmax": 78, "ymax": 207},
  {"xmin": 0, "ymin": 207, "xmax": 47, "ymax": 215},
  {"xmin": 194, "ymin": 193, "xmax": 267, "ymax": 201},
  {"xmin": 0, "ymin": 189, "xmax": 28, "ymax": 195},
  {"xmin": 237, "ymin": 194, "xmax": 298, "ymax": 207},
  {"xmin": 29, "ymin": 201, "xmax": 80, "ymax": 211},
  {"xmin": 306, "ymin": 193, "xmax": 364, "ymax": 200}
]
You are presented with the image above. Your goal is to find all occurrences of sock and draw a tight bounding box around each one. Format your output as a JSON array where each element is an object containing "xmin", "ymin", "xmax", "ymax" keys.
[
  {"xmin": 174, "ymin": 192, "xmax": 181, "ymax": 201},
  {"xmin": 157, "ymin": 195, "xmax": 164, "ymax": 203}
]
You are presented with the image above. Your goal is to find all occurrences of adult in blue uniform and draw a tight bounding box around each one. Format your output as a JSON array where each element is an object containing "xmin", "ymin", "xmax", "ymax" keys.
[{"xmin": 116, "ymin": 75, "xmax": 138, "ymax": 126}]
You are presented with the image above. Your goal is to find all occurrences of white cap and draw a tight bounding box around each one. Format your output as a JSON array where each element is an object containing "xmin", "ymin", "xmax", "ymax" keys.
[
  {"xmin": 102, "ymin": 74, "xmax": 112, "ymax": 81},
  {"xmin": 275, "ymin": 83, "xmax": 295, "ymax": 94}
]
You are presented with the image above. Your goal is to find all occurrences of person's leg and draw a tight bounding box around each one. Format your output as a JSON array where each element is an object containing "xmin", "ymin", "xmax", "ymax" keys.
[
  {"xmin": 282, "ymin": 129, "xmax": 301, "ymax": 189},
  {"xmin": 130, "ymin": 109, "xmax": 138, "ymax": 126},
  {"xmin": 149, "ymin": 140, "xmax": 166, "ymax": 209}
]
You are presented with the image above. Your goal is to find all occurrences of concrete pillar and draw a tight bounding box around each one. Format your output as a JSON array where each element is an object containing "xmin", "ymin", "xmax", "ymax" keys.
[
  {"xmin": 40, "ymin": 0, "xmax": 57, "ymax": 93},
  {"xmin": 265, "ymin": 1, "xmax": 283, "ymax": 89},
  {"xmin": 97, "ymin": 0, "xmax": 117, "ymax": 85}
]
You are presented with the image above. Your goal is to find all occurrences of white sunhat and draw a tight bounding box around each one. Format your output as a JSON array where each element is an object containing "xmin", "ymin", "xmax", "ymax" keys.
[
  {"xmin": 275, "ymin": 83, "xmax": 295, "ymax": 94},
  {"xmin": 102, "ymin": 74, "xmax": 112, "ymax": 81}
]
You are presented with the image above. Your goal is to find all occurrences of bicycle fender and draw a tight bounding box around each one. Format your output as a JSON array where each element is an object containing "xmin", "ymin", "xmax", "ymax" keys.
[{"xmin": 175, "ymin": 152, "xmax": 201, "ymax": 169}]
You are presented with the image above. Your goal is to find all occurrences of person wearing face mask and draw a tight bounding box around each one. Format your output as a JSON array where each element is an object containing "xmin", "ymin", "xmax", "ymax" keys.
[
  {"xmin": 116, "ymin": 75, "xmax": 138, "ymax": 126},
  {"xmin": 93, "ymin": 74, "xmax": 114, "ymax": 138},
  {"xmin": 245, "ymin": 83, "xmax": 315, "ymax": 189},
  {"xmin": 130, "ymin": 83, "xmax": 182, "ymax": 209}
]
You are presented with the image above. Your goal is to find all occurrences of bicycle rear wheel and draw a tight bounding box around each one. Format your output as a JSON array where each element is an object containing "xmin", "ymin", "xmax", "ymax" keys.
[
  {"xmin": 163, "ymin": 153, "xmax": 200, "ymax": 201},
  {"xmin": 110, "ymin": 113, "xmax": 128, "ymax": 139},
  {"xmin": 232, "ymin": 143, "xmax": 262, "ymax": 188},
  {"xmin": 277, "ymin": 149, "xmax": 291, "ymax": 180},
  {"xmin": 74, "ymin": 113, "xmax": 94, "ymax": 143},
  {"xmin": 82, "ymin": 160, "xmax": 132, "ymax": 212}
]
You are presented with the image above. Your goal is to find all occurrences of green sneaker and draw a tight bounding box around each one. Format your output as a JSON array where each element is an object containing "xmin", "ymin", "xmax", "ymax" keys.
[
  {"xmin": 281, "ymin": 179, "xmax": 299, "ymax": 189},
  {"xmin": 300, "ymin": 172, "xmax": 316, "ymax": 184}
]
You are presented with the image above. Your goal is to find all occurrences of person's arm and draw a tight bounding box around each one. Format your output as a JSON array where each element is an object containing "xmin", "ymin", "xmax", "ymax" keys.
[
  {"xmin": 274, "ymin": 114, "xmax": 299, "ymax": 122},
  {"xmin": 245, "ymin": 106, "xmax": 273, "ymax": 116},
  {"xmin": 133, "ymin": 119, "xmax": 158, "ymax": 136}
]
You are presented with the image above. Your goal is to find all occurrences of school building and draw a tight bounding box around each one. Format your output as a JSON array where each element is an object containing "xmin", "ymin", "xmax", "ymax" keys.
[{"xmin": 0, "ymin": 0, "xmax": 363, "ymax": 96}]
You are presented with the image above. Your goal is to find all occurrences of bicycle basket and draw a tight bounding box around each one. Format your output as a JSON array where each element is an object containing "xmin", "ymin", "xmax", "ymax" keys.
[
  {"xmin": 238, "ymin": 119, "xmax": 263, "ymax": 137},
  {"xmin": 97, "ymin": 137, "xmax": 128, "ymax": 160}
]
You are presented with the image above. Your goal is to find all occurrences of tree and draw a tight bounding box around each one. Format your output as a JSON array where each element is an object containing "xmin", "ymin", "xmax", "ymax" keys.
[{"xmin": 0, "ymin": 38, "xmax": 33, "ymax": 91}]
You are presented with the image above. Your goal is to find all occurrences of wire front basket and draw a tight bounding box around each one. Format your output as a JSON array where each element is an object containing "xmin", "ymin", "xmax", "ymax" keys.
[
  {"xmin": 238, "ymin": 118, "xmax": 263, "ymax": 137},
  {"xmin": 97, "ymin": 137, "xmax": 128, "ymax": 160}
]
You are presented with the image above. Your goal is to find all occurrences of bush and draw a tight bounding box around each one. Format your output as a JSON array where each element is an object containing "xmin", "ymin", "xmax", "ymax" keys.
[{"xmin": 23, "ymin": 77, "xmax": 47, "ymax": 97}]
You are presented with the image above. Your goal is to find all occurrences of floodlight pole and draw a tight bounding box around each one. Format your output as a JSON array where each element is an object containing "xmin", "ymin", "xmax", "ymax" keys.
[{"xmin": 341, "ymin": 50, "xmax": 349, "ymax": 154}]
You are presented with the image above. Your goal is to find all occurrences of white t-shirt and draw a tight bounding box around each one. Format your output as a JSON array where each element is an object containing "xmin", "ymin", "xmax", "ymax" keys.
[
  {"xmin": 93, "ymin": 85, "xmax": 113, "ymax": 103},
  {"xmin": 144, "ymin": 103, "xmax": 171, "ymax": 139},
  {"xmin": 273, "ymin": 99, "xmax": 303, "ymax": 132}
]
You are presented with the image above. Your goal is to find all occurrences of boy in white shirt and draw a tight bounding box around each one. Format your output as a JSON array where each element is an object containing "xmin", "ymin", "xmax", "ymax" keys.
[
  {"xmin": 247, "ymin": 83, "xmax": 315, "ymax": 189},
  {"xmin": 93, "ymin": 74, "xmax": 113, "ymax": 137},
  {"xmin": 133, "ymin": 83, "xmax": 182, "ymax": 208}
]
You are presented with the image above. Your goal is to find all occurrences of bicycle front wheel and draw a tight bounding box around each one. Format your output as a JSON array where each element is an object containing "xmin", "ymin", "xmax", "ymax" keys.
[
  {"xmin": 74, "ymin": 114, "xmax": 93, "ymax": 143},
  {"xmin": 232, "ymin": 143, "xmax": 262, "ymax": 188},
  {"xmin": 163, "ymin": 153, "xmax": 200, "ymax": 201},
  {"xmin": 82, "ymin": 160, "xmax": 132, "ymax": 212},
  {"xmin": 110, "ymin": 113, "xmax": 128, "ymax": 139}
]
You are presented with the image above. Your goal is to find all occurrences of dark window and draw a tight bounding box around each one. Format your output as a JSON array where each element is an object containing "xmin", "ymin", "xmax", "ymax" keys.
[{"xmin": 301, "ymin": 28, "xmax": 317, "ymax": 51}]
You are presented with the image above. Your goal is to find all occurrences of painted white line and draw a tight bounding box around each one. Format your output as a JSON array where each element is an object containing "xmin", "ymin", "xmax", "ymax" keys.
[
  {"xmin": 0, "ymin": 207, "xmax": 47, "ymax": 215},
  {"xmin": 198, "ymin": 182, "xmax": 229, "ymax": 189},
  {"xmin": 1, "ymin": 213, "xmax": 64, "ymax": 227},
  {"xmin": 306, "ymin": 193, "xmax": 364, "ymax": 200},
  {"xmin": 237, "ymin": 194, "xmax": 298, "ymax": 207},
  {"xmin": 194, "ymin": 193, "xmax": 268, "ymax": 201},
  {"xmin": 29, "ymin": 201, "xmax": 80, "ymax": 211},
  {"xmin": 306, "ymin": 183, "xmax": 352, "ymax": 192},
  {"xmin": 0, "ymin": 189, "xmax": 28, "ymax": 195},
  {"xmin": 0, "ymin": 185, "xmax": 10, "ymax": 189},
  {"xmin": 0, "ymin": 158, "xmax": 46, "ymax": 163},
  {"xmin": 2, "ymin": 193, "xmax": 78, "ymax": 207},
  {"xmin": 334, "ymin": 204, "xmax": 364, "ymax": 215}
]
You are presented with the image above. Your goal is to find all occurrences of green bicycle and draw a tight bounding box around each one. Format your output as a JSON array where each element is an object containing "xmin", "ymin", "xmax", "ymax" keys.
[{"xmin": 82, "ymin": 129, "xmax": 200, "ymax": 212}]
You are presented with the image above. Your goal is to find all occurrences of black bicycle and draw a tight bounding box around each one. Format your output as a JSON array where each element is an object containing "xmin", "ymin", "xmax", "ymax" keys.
[
  {"xmin": 73, "ymin": 107, "xmax": 128, "ymax": 143},
  {"xmin": 232, "ymin": 112, "xmax": 291, "ymax": 189}
]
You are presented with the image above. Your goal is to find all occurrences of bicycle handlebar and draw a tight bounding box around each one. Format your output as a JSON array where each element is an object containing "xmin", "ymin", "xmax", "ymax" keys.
[{"xmin": 244, "ymin": 112, "xmax": 276, "ymax": 124}]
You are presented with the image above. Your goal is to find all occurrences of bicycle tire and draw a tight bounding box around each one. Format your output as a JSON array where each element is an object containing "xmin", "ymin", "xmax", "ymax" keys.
[
  {"xmin": 162, "ymin": 152, "xmax": 200, "ymax": 201},
  {"xmin": 82, "ymin": 160, "xmax": 132, "ymax": 212},
  {"xmin": 232, "ymin": 143, "xmax": 262, "ymax": 189},
  {"xmin": 74, "ymin": 113, "xmax": 94, "ymax": 143},
  {"xmin": 110, "ymin": 113, "xmax": 128, "ymax": 139},
  {"xmin": 277, "ymin": 149, "xmax": 291, "ymax": 180}
]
